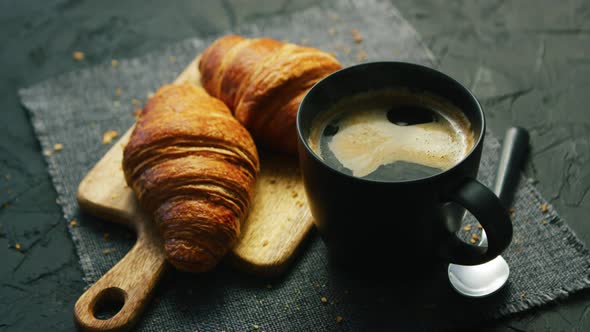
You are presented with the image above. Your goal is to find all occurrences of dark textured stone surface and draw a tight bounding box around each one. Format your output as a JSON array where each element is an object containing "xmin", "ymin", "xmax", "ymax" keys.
[{"xmin": 1, "ymin": 0, "xmax": 589, "ymax": 331}]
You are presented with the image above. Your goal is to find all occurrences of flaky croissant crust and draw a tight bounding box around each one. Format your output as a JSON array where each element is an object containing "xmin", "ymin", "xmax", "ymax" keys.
[
  {"xmin": 123, "ymin": 83, "xmax": 259, "ymax": 272},
  {"xmin": 199, "ymin": 35, "xmax": 342, "ymax": 154}
]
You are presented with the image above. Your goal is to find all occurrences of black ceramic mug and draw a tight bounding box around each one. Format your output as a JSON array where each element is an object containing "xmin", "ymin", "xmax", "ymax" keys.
[{"xmin": 296, "ymin": 62, "xmax": 512, "ymax": 271}]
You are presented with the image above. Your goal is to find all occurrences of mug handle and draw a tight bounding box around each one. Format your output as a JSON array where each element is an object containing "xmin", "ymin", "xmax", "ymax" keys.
[{"xmin": 445, "ymin": 178, "xmax": 513, "ymax": 265}]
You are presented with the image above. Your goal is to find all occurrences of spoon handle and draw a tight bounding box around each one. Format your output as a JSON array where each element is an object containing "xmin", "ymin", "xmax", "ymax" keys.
[
  {"xmin": 480, "ymin": 127, "xmax": 529, "ymax": 246},
  {"xmin": 493, "ymin": 127, "xmax": 530, "ymax": 202}
]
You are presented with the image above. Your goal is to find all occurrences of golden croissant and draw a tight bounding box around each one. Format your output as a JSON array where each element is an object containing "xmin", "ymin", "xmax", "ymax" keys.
[
  {"xmin": 122, "ymin": 83, "xmax": 259, "ymax": 272},
  {"xmin": 199, "ymin": 35, "xmax": 342, "ymax": 154}
]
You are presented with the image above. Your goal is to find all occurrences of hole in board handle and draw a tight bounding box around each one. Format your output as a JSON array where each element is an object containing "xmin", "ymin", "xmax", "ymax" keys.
[{"xmin": 93, "ymin": 287, "xmax": 126, "ymax": 320}]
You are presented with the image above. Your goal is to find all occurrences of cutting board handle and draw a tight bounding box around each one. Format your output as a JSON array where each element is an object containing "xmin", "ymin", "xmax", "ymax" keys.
[{"xmin": 74, "ymin": 218, "xmax": 167, "ymax": 332}]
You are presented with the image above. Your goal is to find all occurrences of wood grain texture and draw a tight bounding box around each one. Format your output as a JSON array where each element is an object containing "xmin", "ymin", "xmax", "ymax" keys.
[
  {"xmin": 74, "ymin": 54, "xmax": 314, "ymax": 331},
  {"xmin": 74, "ymin": 212, "xmax": 166, "ymax": 332}
]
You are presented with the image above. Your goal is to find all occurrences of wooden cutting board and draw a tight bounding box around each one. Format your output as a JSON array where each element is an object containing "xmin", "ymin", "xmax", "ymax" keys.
[{"xmin": 74, "ymin": 55, "xmax": 314, "ymax": 332}]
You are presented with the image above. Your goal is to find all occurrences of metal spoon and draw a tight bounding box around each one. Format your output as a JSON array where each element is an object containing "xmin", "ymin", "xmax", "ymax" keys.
[{"xmin": 448, "ymin": 127, "xmax": 529, "ymax": 297}]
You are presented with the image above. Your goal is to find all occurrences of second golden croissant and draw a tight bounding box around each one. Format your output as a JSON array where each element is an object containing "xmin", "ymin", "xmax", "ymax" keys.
[{"xmin": 199, "ymin": 35, "xmax": 342, "ymax": 155}]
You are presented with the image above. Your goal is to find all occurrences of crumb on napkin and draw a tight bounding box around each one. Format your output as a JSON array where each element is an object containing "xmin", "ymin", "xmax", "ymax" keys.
[
  {"xmin": 351, "ymin": 29, "xmax": 363, "ymax": 43},
  {"xmin": 72, "ymin": 51, "xmax": 85, "ymax": 61},
  {"xmin": 102, "ymin": 130, "xmax": 119, "ymax": 144}
]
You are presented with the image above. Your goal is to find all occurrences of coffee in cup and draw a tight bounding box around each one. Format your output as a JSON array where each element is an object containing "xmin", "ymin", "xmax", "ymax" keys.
[{"xmin": 307, "ymin": 89, "xmax": 475, "ymax": 182}]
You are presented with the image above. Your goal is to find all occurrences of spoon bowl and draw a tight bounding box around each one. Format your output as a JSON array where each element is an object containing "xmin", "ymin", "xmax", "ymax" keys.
[{"xmin": 448, "ymin": 230, "xmax": 510, "ymax": 297}]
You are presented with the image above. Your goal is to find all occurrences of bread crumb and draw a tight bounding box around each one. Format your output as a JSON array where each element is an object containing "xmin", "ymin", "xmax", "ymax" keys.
[
  {"xmin": 43, "ymin": 149, "xmax": 53, "ymax": 156},
  {"xmin": 520, "ymin": 292, "xmax": 527, "ymax": 299},
  {"xmin": 102, "ymin": 130, "xmax": 119, "ymax": 144},
  {"xmin": 15, "ymin": 243, "xmax": 21, "ymax": 250},
  {"xmin": 540, "ymin": 203, "xmax": 548, "ymax": 213},
  {"xmin": 328, "ymin": 13, "xmax": 341, "ymax": 22},
  {"xmin": 469, "ymin": 239, "xmax": 476, "ymax": 244},
  {"xmin": 132, "ymin": 98, "xmax": 142, "ymax": 106},
  {"xmin": 252, "ymin": 324, "xmax": 259, "ymax": 330},
  {"xmin": 351, "ymin": 29, "xmax": 363, "ymax": 43},
  {"xmin": 542, "ymin": 220, "xmax": 548, "ymax": 225},
  {"xmin": 292, "ymin": 192, "xmax": 298, "ymax": 198},
  {"xmin": 333, "ymin": 42, "xmax": 352, "ymax": 56},
  {"xmin": 471, "ymin": 234, "xmax": 480, "ymax": 241},
  {"xmin": 463, "ymin": 225, "xmax": 472, "ymax": 231},
  {"xmin": 111, "ymin": 59, "xmax": 119, "ymax": 68},
  {"xmin": 102, "ymin": 248, "xmax": 115, "ymax": 254},
  {"xmin": 70, "ymin": 220, "xmax": 78, "ymax": 227},
  {"xmin": 321, "ymin": 297, "xmax": 328, "ymax": 303},
  {"xmin": 72, "ymin": 51, "xmax": 85, "ymax": 61},
  {"xmin": 296, "ymin": 201, "xmax": 304, "ymax": 208},
  {"xmin": 336, "ymin": 316, "xmax": 344, "ymax": 324},
  {"xmin": 115, "ymin": 87, "xmax": 123, "ymax": 97},
  {"xmin": 355, "ymin": 48, "xmax": 368, "ymax": 62},
  {"xmin": 53, "ymin": 143, "xmax": 63, "ymax": 151},
  {"xmin": 328, "ymin": 28, "xmax": 337, "ymax": 36},
  {"xmin": 262, "ymin": 240, "xmax": 269, "ymax": 247}
]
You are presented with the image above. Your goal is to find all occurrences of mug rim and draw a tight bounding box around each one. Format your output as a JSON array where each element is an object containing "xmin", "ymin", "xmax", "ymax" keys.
[{"xmin": 296, "ymin": 61, "xmax": 486, "ymax": 185}]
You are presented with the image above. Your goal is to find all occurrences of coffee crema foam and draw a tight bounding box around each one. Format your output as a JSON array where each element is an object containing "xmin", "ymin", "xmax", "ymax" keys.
[{"xmin": 308, "ymin": 89, "xmax": 475, "ymax": 180}]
